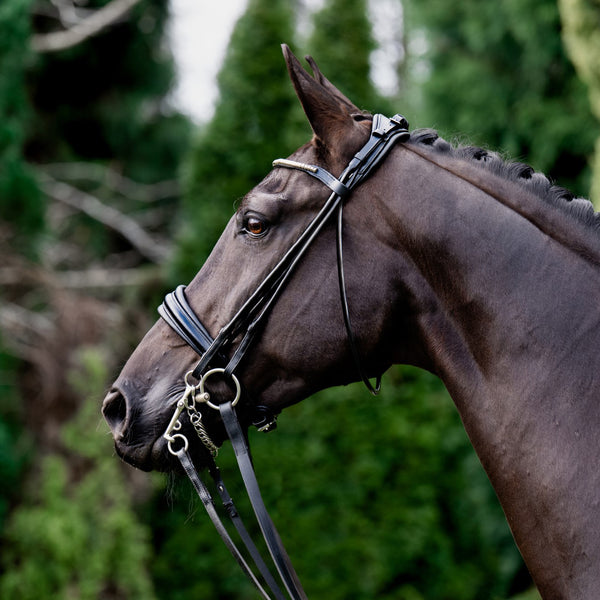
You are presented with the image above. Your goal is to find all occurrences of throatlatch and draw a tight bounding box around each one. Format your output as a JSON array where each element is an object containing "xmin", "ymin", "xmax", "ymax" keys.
[{"xmin": 158, "ymin": 113, "xmax": 410, "ymax": 599}]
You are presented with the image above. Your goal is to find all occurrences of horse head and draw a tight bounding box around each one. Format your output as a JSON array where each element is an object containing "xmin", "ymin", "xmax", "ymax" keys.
[{"xmin": 102, "ymin": 46, "xmax": 415, "ymax": 472}]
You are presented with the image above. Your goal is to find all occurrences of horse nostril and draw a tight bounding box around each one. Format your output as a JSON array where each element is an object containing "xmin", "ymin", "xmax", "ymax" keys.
[{"xmin": 102, "ymin": 389, "xmax": 128, "ymax": 436}]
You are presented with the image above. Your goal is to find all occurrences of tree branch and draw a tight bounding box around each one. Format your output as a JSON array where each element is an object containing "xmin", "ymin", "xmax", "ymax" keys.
[
  {"xmin": 0, "ymin": 302, "xmax": 54, "ymax": 360},
  {"xmin": 58, "ymin": 266, "xmax": 163, "ymax": 289},
  {"xmin": 39, "ymin": 173, "xmax": 170, "ymax": 263},
  {"xmin": 31, "ymin": 1, "xmax": 96, "ymax": 27},
  {"xmin": 31, "ymin": 0, "xmax": 143, "ymax": 53},
  {"xmin": 0, "ymin": 265, "xmax": 162, "ymax": 290},
  {"xmin": 39, "ymin": 162, "xmax": 180, "ymax": 202}
]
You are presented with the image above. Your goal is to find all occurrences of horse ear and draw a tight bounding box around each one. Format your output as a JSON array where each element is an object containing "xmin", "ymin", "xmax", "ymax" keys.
[
  {"xmin": 281, "ymin": 44, "xmax": 362, "ymax": 149},
  {"xmin": 303, "ymin": 55, "xmax": 357, "ymax": 112}
]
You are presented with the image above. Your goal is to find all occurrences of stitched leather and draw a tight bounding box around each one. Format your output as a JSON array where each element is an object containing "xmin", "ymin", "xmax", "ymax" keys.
[
  {"xmin": 220, "ymin": 401, "xmax": 308, "ymax": 600},
  {"xmin": 209, "ymin": 460, "xmax": 287, "ymax": 599},
  {"xmin": 175, "ymin": 447, "xmax": 274, "ymax": 599},
  {"xmin": 159, "ymin": 285, "xmax": 216, "ymax": 358}
]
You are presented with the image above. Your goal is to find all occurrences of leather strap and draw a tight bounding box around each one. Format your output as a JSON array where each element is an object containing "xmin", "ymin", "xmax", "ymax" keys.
[
  {"xmin": 272, "ymin": 159, "xmax": 350, "ymax": 197},
  {"xmin": 207, "ymin": 462, "xmax": 287, "ymax": 599},
  {"xmin": 175, "ymin": 446, "xmax": 275, "ymax": 599},
  {"xmin": 220, "ymin": 401, "xmax": 308, "ymax": 600},
  {"xmin": 159, "ymin": 285, "xmax": 217, "ymax": 359},
  {"xmin": 336, "ymin": 202, "xmax": 381, "ymax": 394}
]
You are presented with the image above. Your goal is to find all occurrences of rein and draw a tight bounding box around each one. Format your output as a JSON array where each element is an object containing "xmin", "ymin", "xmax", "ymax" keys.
[{"xmin": 158, "ymin": 113, "xmax": 410, "ymax": 599}]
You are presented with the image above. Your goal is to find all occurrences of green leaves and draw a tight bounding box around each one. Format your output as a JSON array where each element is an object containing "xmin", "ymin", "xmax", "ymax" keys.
[
  {"xmin": 0, "ymin": 0, "xmax": 44, "ymax": 253},
  {"xmin": 405, "ymin": 0, "xmax": 598, "ymax": 198},
  {"xmin": 173, "ymin": 0, "xmax": 301, "ymax": 281},
  {"xmin": 0, "ymin": 348, "xmax": 157, "ymax": 600}
]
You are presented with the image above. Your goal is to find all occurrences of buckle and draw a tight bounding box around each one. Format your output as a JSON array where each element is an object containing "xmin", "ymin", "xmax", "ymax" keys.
[
  {"xmin": 390, "ymin": 114, "xmax": 409, "ymax": 130},
  {"xmin": 371, "ymin": 113, "xmax": 409, "ymax": 139},
  {"xmin": 251, "ymin": 405, "xmax": 278, "ymax": 432}
]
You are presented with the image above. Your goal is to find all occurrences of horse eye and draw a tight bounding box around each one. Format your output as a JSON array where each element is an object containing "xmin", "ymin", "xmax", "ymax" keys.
[{"xmin": 245, "ymin": 216, "xmax": 267, "ymax": 237}]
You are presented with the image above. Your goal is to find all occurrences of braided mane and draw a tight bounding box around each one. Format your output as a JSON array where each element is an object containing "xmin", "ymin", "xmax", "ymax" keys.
[{"xmin": 410, "ymin": 128, "xmax": 599, "ymax": 231}]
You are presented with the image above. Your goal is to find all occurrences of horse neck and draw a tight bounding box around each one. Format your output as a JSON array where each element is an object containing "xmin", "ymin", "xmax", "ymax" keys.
[{"xmin": 375, "ymin": 145, "xmax": 600, "ymax": 597}]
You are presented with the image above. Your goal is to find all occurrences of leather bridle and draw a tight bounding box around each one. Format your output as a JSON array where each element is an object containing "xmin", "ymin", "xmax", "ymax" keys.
[{"xmin": 158, "ymin": 113, "xmax": 410, "ymax": 599}]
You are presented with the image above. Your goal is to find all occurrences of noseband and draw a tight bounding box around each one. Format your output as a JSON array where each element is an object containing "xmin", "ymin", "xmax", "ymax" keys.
[{"xmin": 158, "ymin": 114, "xmax": 410, "ymax": 599}]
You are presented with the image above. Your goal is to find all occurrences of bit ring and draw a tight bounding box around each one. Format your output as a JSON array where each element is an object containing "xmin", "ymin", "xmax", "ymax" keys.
[
  {"xmin": 198, "ymin": 368, "xmax": 241, "ymax": 411},
  {"xmin": 167, "ymin": 433, "xmax": 189, "ymax": 455}
]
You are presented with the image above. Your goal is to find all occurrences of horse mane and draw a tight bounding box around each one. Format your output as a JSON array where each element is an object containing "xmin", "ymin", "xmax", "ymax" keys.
[{"xmin": 409, "ymin": 128, "xmax": 600, "ymax": 232}]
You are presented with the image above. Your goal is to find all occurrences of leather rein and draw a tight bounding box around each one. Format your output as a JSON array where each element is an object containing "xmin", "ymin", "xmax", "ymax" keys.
[{"xmin": 158, "ymin": 114, "xmax": 410, "ymax": 599}]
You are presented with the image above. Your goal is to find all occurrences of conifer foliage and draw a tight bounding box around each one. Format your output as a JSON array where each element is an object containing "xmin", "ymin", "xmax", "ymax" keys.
[
  {"xmin": 308, "ymin": 0, "xmax": 379, "ymax": 112},
  {"xmin": 0, "ymin": 0, "xmax": 43, "ymax": 253},
  {"xmin": 559, "ymin": 0, "xmax": 600, "ymax": 206},
  {"xmin": 174, "ymin": 0, "xmax": 300, "ymax": 280},
  {"xmin": 404, "ymin": 0, "xmax": 598, "ymax": 198},
  {"xmin": 0, "ymin": 1, "xmax": 187, "ymax": 597},
  {"xmin": 1, "ymin": 1, "xmax": 594, "ymax": 598}
]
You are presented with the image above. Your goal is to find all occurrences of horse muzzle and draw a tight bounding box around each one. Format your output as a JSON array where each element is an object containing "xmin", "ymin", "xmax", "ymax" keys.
[
  {"xmin": 102, "ymin": 377, "xmax": 236, "ymax": 472},
  {"xmin": 102, "ymin": 387, "xmax": 155, "ymax": 471}
]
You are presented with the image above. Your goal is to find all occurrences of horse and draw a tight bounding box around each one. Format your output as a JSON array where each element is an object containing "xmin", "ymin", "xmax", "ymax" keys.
[{"xmin": 102, "ymin": 45, "xmax": 600, "ymax": 599}]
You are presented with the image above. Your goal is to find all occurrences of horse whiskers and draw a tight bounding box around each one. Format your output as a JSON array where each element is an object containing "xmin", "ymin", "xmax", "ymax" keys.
[{"xmin": 164, "ymin": 384, "xmax": 188, "ymax": 408}]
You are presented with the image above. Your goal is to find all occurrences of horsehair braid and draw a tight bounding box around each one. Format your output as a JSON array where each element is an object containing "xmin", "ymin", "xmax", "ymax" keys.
[
  {"xmin": 406, "ymin": 128, "xmax": 600, "ymax": 267},
  {"xmin": 409, "ymin": 128, "xmax": 595, "ymax": 224}
]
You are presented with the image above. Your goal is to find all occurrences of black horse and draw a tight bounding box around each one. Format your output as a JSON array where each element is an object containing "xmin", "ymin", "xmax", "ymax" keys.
[{"xmin": 103, "ymin": 46, "xmax": 600, "ymax": 599}]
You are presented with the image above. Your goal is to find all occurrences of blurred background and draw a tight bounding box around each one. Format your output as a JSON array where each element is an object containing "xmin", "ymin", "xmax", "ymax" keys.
[{"xmin": 1, "ymin": 0, "xmax": 599, "ymax": 598}]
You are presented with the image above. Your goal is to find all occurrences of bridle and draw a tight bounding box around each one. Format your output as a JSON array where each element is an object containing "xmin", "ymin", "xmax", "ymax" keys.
[{"xmin": 158, "ymin": 113, "xmax": 410, "ymax": 599}]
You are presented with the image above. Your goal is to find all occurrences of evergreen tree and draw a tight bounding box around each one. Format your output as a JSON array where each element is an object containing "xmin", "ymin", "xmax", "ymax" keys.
[
  {"xmin": 0, "ymin": 0, "xmax": 40, "ymax": 544},
  {"xmin": 0, "ymin": 1, "xmax": 190, "ymax": 595},
  {"xmin": 308, "ymin": 0, "xmax": 382, "ymax": 112},
  {"xmin": 404, "ymin": 0, "xmax": 598, "ymax": 198},
  {"xmin": 0, "ymin": 0, "xmax": 43, "ymax": 254},
  {"xmin": 26, "ymin": 0, "xmax": 191, "ymax": 265},
  {"xmin": 173, "ymin": 0, "xmax": 300, "ymax": 280},
  {"xmin": 0, "ymin": 348, "xmax": 31, "ymax": 535},
  {"xmin": 0, "ymin": 349, "xmax": 156, "ymax": 599},
  {"xmin": 559, "ymin": 0, "xmax": 600, "ymax": 206},
  {"xmin": 28, "ymin": 0, "xmax": 187, "ymax": 182}
]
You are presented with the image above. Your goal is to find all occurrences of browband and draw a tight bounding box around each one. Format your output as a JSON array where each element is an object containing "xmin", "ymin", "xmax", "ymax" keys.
[
  {"xmin": 272, "ymin": 159, "xmax": 350, "ymax": 197},
  {"xmin": 271, "ymin": 113, "xmax": 409, "ymax": 197}
]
